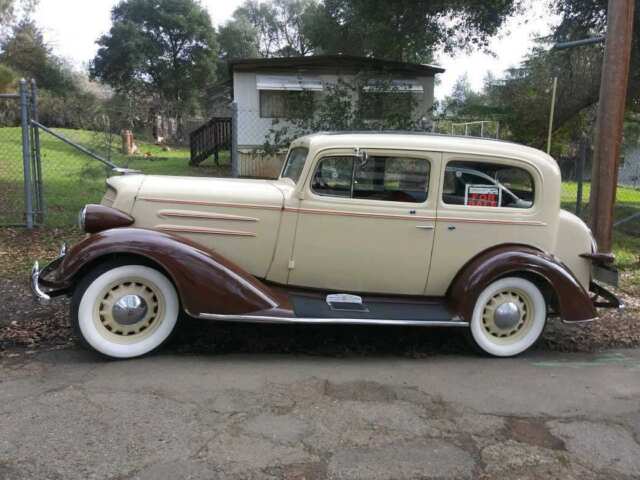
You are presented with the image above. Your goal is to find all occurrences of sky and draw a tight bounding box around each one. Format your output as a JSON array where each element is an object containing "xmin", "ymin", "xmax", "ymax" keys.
[{"xmin": 32, "ymin": 0, "xmax": 560, "ymax": 100}]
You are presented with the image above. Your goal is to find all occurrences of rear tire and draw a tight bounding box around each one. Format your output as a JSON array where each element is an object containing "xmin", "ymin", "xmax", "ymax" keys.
[
  {"xmin": 468, "ymin": 277, "xmax": 546, "ymax": 357},
  {"xmin": 71, "ymin": 262, "xmax": 179, "ymax": 359}
]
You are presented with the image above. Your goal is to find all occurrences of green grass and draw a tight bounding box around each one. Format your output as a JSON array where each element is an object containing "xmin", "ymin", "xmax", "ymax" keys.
[{"xmin": 0, "ymin": 127, "xmax": 230, "ymax": 226}]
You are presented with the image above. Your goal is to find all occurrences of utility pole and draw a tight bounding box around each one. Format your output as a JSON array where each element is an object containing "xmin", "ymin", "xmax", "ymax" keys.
[
  {"xmin": 590, "ymin": 0, "xmax": 635, "ymax": 253},
  {"xmin": 546, "ymin": 77, "xmax": 558, "ymax": 154}
]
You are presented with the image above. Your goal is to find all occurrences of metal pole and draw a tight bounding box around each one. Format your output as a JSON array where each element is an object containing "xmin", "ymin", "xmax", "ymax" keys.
[
  {"xmin": 546, "ymin": 77, "xmax": 558, "ymax": 154},
  {"xmin": 576, "ymin": 137, "xmax": 586, "ymax": 217},
  {"xmin": 590, "ymin": 0, "xmax": 635, "ymax": 253},
  {"xmin": 231, "ymin": 101, "xmax": 239, "ymax": 178},
  {"xmin": 19, "ymin": 79, "xmax": 34, "ymax": 229},
  {"xmin": 30, "ymin": 79, "xmax": 44, "ymax": 224},
  {"xmin": 31, "ymin": 120, "xmax": 118, "ymax": 169}
]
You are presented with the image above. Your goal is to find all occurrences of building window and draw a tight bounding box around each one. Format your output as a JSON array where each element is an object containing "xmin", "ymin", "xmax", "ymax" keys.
[
  {"xmin": 360, "ymin": 92, "xmax": 418, "ymax": 120},
  {"xmin": 259, "ymin": 91, "xmax": 314, "ymax": 118}
]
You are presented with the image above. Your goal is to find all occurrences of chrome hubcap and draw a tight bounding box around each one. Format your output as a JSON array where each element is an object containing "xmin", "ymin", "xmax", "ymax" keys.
[
  {"xmin": 493, "ymin": 301, "xmax": 521, "ymax": 330},
  {"xmin": 96, "ymin": 280, "xmax": 162, "ymax": 338},
  {"xmin": 112, "ymin": 294, "xmax": 148, "ymax": 325},
  {"xmin": 482, "ymin": 290, "xmax": 531, "ymax": 341}
]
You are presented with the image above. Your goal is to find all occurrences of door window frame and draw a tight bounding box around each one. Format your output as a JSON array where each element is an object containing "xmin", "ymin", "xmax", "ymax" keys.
[
  {"xmin": 438, "ymin": 155, "xmax": 542, "ymax": 215},
  {"xmin": 304, "ymin": 148, "xmax": 437, "ymax": 208}
]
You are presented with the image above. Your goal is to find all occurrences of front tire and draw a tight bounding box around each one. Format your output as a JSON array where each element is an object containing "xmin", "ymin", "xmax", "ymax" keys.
[
  {"xmin": 72, "ymin": 263, "xmax": 179, "ymax": 359},
  {"xmin": 469, "ymin": 277, "xmax": 546, "ymax": 357}
]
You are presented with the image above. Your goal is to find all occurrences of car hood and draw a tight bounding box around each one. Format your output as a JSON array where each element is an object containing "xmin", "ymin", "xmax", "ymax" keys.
[{"xmin": 134, "ymin": 175, "xmax": 286, "ymax": 209}]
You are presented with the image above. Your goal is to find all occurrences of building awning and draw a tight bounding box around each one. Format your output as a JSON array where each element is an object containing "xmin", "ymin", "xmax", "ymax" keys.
[
  {"xmin": 256, "ymin": 75, "xmax": 323, "ymax": 91},
  {"xmin": 363, "ymin": 79, "xmax": 424, "ymax": 93}
]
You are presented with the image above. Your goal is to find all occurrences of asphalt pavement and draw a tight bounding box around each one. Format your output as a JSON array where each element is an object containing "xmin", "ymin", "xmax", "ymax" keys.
[{"xmin": 1, "ymin": 348, "xmax": 640, "ymax": 479}]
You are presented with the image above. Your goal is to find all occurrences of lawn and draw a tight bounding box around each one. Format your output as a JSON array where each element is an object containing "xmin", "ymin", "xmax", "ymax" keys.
[{"xmin": 0, "ymin": 127, "xmax": 230, "ymax": 226}]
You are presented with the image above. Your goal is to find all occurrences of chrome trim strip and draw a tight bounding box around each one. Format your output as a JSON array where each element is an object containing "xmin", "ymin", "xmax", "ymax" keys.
[
  {"xmin": 139, "ymin": 197, "xmax": 282, "ymax": 211},
  {"xmin": 31, "ymin": 261, "xmax": 51, "ymax": 305},
  {"xmin": 416, "ymin": 225, "xmax": 435, "ymax": 230},
  {"xmin": 156, "ymin": 225, "xmax": 256, "ymax": 237},
  {"xmin": 158, "ymin": 209, "xmax": 259, "ymax": 222},
  {"xmin": 196, "ymin": 313, "xmax": 469, "ymax": 327},
  {"xmin": 561, "ymin": 317, "xmax": 598, "ymax": 325},
  {"xmin": 284, "ymin": 206, "xmax": 436, "ymax": 221},
  {"xmin": 437, "ymin": 216, "xmax": 547, "ymax": 226}
]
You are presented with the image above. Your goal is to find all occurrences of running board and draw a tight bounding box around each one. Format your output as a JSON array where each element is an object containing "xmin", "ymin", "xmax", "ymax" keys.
[{"xmin": 196, "ymin": 313, "xmax": 468, "ymax": 327}]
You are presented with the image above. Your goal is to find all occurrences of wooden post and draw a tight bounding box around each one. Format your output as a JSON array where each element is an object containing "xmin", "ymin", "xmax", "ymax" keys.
[
  {"xmin": 589, "ymin": 0, "xmax": 635, "ymax": 252},
  {"xmin": 122, "ymin": 130, "xmax": 134, "ymax": 155}
]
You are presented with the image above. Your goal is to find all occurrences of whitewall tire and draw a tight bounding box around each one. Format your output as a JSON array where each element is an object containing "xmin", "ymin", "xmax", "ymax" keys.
[
  {"xmin": 72, "ymin": 263, "xmax": 179, "ymax": 359},
  {"xmin": 469, "ymin": 277, "xmax": 546, "ymax": 357}
]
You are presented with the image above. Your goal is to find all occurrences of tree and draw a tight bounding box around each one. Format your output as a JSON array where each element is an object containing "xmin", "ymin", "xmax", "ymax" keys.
[
  {"xmin": 302, "ymin": 0, "xmax": 522, "ymax": 62},
  {"xmin": 226, "ymin": 0, "xmax": 315, "ymax": 57},
  {"xmin": 0, "ymin": 20, "xmax": 75, "ymax": 95},
  {"xmin": 91, "ymin": 0, "xmax": 218, "ymax": 133},
  {"xmin": 551, "ymin": 0, "xmax": 640, "ymax": 111}
]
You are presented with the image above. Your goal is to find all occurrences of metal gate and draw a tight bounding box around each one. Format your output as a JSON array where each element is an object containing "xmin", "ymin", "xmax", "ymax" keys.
[{"xmin": 0, "ymin": 79, "xmax": 43, "ymax": 227}]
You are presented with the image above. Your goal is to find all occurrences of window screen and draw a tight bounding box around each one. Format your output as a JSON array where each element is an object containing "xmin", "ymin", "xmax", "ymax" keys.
[
  {"xmin": 442, "ymin": 161, "xmax": 534, "ymax": 209},
  {"xmin": 259, "ymin": 91, "xmax": 313, "ymax": 118},
  {"xmin": 312, "ymin": 155, "xmax": 430, "ymax": 203}
]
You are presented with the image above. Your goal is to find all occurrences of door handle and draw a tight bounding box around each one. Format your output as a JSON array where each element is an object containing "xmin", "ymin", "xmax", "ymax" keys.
[
  {"xmin": 447, "ymin": 225, "xmax": 456, "ymax": 231},
  {"xmin": 416, "ymin": 225, "xmax": 435, "ymax": 230}
]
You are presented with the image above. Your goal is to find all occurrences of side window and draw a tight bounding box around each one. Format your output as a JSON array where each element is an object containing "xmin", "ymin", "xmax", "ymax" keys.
[
  {"xmin": 311, "ymin": 156, "xmax": 354, "ymax": 197},
  {"xmin": 354, "ymin": 156, "xmax": 430, "ymax": 203},
  {"xmin": 281, "ymin": 147, "xmax": 308, "ymax": 183},
  {"xmin": 442, "ymin": 160, "xmax": 534, "ymax": 209},
  {"xmin": 311, "ymin": 155, "xmax": 430, "ymax": 203}
]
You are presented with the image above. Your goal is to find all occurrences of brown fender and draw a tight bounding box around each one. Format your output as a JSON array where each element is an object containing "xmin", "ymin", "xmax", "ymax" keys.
[
  {"xmin": 40, "ymin": 228, "xmax": 289, "ymax": 316},
  {"xmin": 447, "ymin": 244, "xmax": 597, "ymax": 322}
]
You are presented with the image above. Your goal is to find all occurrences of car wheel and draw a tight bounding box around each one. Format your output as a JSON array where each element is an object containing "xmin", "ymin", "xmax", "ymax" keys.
[
  {"xmin": 469, "ymin": 277, "xmax": 546, "ymax": 357},
  {"xmin": 72, "ymin": 262, "xmax": 179, "ymax": 359}
]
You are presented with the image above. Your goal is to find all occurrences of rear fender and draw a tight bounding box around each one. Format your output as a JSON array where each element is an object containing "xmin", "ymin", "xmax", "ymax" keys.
[
  {"xmin": 447, "ymin": 244, "xmax": 597, "ymax": 322},
  {"xmin": 43, "ymin": 228, "xmax": 288, "ymax": 316}
]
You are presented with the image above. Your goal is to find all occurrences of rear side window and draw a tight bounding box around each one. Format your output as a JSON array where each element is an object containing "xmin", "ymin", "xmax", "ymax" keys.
[
  {"xmin": 312, "ymin": 155, "xmax": 430, "ymax": 203},
  {"xmin": 442, "ymin": 160, "xmax": 534, "ymax": 209},
  {"xmin": 281, "ymin": 147, "xmax": 308, "ymax": 183}
]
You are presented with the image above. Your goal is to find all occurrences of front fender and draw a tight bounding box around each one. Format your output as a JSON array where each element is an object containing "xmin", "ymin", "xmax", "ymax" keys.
[
  {"xmin": 41, "ymin": 228, "xmax": 288, "ymax": 316},
  {"xmin": 447, "ymin": 244, "xmax": 597, "ymax": 323}
]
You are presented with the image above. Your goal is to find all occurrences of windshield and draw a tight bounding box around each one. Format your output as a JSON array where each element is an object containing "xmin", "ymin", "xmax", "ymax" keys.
[{"xmin": 281, "ymin": 147, "xmax": 309, "ymax": 183}]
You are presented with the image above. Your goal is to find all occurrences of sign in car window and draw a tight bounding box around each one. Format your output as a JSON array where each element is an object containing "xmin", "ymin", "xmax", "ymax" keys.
[{"xmin": 465, "ymin": 184, "xmax": 501, "ymax": 207}]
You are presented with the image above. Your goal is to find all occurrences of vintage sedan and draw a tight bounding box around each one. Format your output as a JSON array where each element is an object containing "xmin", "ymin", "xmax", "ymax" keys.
[{"xmin": 32, "ymin": 133, "xmax": 621, "ymax": 358}]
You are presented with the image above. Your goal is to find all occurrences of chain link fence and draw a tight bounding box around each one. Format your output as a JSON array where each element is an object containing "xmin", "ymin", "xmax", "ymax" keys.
[
  {"xmin": 0, "ymin": 83, "xmax": 231, "ymax": 227},
  {"xmin": 559, "ymin": 145, "xmax": 640, "ymax": 242}
]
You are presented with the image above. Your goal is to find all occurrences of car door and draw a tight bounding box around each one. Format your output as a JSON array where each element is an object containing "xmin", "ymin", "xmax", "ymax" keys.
[
  {"xmin": 287, "ymin": 148, "xmax": 439, "ymax": 295},
  {"xmin": 426, "ymin": 153, "xmax": 549, "ymax": 295}
]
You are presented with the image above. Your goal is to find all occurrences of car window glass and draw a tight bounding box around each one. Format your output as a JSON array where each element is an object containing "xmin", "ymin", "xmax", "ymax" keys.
[
  {"xmin": 311, "ymin": 156, "xmax": 354, "ymax": 197},
  {"xmin": 281, "ymin": 147, "xmax": 308, "ymax": 183},
  {"xmin": 354, "ymin": 156, "xmax": 429, "ymax": 203},
  {"xmin": 442, "ymin": 160, "xmax": 534, "ymax": 209}
]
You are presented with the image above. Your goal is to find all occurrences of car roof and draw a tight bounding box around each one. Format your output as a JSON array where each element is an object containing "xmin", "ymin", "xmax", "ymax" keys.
[{"xmin": 292, "ymin": 132, "xmax": 559, "ymax": 171}]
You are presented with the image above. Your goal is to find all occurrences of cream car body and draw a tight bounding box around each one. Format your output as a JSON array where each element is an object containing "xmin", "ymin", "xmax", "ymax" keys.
[
  {"xmin": 124, "ymin": 134, "xmax": 589, "ymax": 294},
  {"xmin": 33, "ymin": 133, "xmax": 620, "ymax": 359}
]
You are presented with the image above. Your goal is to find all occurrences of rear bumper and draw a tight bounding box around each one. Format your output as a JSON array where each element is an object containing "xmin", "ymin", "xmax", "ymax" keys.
[{"xmin": 590, "ymin": 281, "xmax": 623, "ymax": 310}]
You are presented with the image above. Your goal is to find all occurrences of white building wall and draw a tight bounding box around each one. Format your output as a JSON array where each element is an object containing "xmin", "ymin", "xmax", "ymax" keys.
[{"xmin": 233, "ymin": 70, "xmax": 437, "ymax": 149}]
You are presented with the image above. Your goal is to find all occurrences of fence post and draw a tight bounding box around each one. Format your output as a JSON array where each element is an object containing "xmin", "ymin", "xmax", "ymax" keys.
[
  {"xmin": 30, "ymin": 79, "xmax": 44, "ymax": 224},
  {"xmin": 19, "ymin": 79, "xmax": 34, "ymax": 229},
  {"xmin": 576, "ymin": 136, "xmax": 586, "ymax": 217},
  {"xmin": 231, "ymin": 101, "xmax": 239, "ymax": 178}
]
